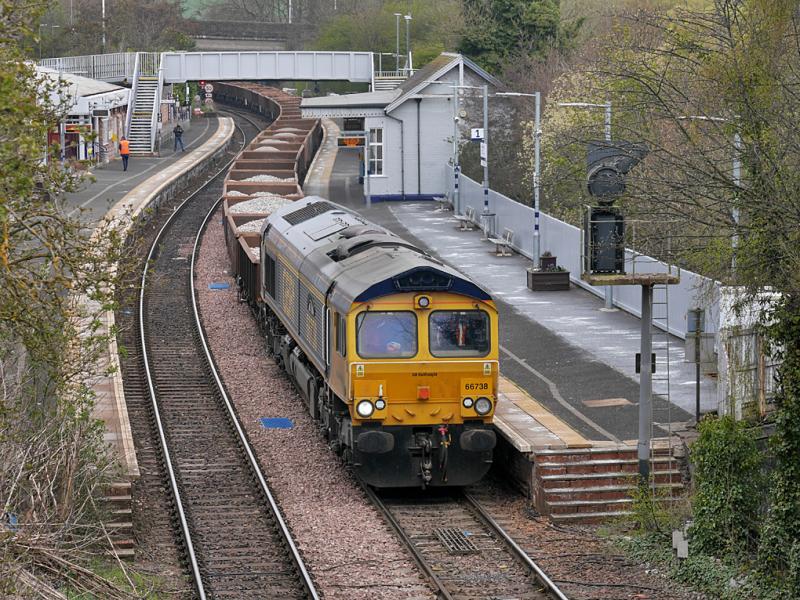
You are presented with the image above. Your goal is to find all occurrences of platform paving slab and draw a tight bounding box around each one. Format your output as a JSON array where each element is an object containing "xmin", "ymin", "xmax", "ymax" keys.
[{"xmin": 64, "ymin": 116, "xmax": 219, "ymax": 223}]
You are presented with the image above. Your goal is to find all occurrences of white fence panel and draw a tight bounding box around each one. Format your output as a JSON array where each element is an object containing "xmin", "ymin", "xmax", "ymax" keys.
[{"xmin": 448, "ymin": 166, "xmax": 719, "ymax": 339}]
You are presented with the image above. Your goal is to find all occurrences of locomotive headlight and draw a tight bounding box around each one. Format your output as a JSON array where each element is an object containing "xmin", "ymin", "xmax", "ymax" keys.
[
  {"xmin": 356, "ymin": 400, "xmax": 375, "ymax": 418},
  {"xmin": 474, "ymin": 397, "xmax": 492, "ymax": 416},
  {"xmin": 375, "ymin": 399, "xmax": 386, "ymax": 410},
  {"xmin": 462, "ymin": 397, "xmax": 474, "ymax": 409}
]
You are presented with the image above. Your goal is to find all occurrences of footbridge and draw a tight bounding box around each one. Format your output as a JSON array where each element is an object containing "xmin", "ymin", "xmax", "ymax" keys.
[{"xmin": 40, "ymin": 50, "xmax": 376, "ymax": 154}]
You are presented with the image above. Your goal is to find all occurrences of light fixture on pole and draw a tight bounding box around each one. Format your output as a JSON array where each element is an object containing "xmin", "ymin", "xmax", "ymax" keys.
[
  {"xmin": 559, "ymin": 100, "xmax": 615, "ymax": 310},
  {"xmin": 394, "ymin": 13, "xmax": 402, "ymax": 72},
  {"xmin": 404, "ymin": 14, "xmax": 412, "ymax": 74}
]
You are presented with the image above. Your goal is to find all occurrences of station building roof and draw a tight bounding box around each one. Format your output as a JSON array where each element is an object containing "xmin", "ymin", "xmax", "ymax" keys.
[
  {"xmin": 301, "ymin": 52, "xmax": 501, "ymax": 119},
  {"xmin": 36, "ymin": 66, "xmax": 130, "ymax": 116}
]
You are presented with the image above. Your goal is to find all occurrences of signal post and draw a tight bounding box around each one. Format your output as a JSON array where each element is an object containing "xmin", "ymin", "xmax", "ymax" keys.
[{"xmin": 580, "ymin": 140, "xmax": 679, "ymax": 481}]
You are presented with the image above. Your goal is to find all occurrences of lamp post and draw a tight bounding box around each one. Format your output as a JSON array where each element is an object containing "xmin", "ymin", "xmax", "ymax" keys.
[
  {"xmin": 394, "ymin": 13, "xmax": 402, "ymax": 72},
  {"xmin": 404, "ymin": 14, "xmax": 412, "ymax": 74},
  {"xmin": 559, "ymin": 100, "xmax": 615, "ymax": 309},
  {"xmin": 101, "ymin": 0, "xmax": 106, "ymax": 52},
  {"xmin": 497, "ymin": 91, "xmax": 542, "ymax": 267}
]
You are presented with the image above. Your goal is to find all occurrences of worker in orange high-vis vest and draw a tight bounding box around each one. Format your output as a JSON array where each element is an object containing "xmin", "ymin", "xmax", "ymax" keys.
[{"xmin": 119, "ymin": 136, "xmax": 130, "ymax": 172}]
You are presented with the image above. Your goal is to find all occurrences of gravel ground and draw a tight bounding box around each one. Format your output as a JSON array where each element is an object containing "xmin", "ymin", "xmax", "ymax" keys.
[
  {"xmin": 236, "ymin": 217, "xmax": 266, "ymax": 233},
  {"xmin": 474, "ymin": 476, "xmax": 704, "ymax": 600},
  {"xmin": 195, "ymin": 206, "xmax": 435, "ymax": 599},
  {"xmin": 229, "ymin": 196, "xmax": 294, "ymax": 214},
  {"xmin": 242, "ymin": 174, "xmax": 295, "ymax": 182}
]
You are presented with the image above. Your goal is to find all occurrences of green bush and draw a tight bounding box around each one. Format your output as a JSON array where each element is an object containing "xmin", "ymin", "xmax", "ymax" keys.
[{"xmin": 690, "ymin": 415, "xmax": 764, "ymax": 558}]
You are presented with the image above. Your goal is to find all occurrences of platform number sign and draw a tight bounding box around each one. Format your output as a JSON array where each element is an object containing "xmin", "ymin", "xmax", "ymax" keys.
[{"xmin": 470, "ymin": 128, "xmax": 484, "ymax": 141}]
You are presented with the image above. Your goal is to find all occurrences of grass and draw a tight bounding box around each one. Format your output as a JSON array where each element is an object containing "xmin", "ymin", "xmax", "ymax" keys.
[{"xmin": 62, "ymin": 559, "xmax": 168, "ymax": 599}]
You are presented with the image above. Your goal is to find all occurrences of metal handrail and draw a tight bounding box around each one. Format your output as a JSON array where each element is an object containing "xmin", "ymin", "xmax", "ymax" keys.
[
  {"xmin": 124, "ymin": 52, "xmax": 141, "ymax": 139},
  {"xmin": 150, "ymin": 55, "xmax": 165, "ymax": 152},
  {"xmin": 39, "ymin": 52, "xmax": 136, "ymax": 81}
]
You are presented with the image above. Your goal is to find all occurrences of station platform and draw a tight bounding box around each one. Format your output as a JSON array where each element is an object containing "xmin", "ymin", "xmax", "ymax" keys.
[
  {"xmin": 64, "ymin": 116, "xmax": 221, "ymax": 223},
  {"xmin": 69, "ymin": 115, "xmax": 235, "ymax": 482}
]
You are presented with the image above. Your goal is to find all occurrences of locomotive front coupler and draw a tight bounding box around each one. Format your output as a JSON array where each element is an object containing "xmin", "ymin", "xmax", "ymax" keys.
[{"xmin": 419, "ymin": 435, "xmax": 433, "ymax": 486}]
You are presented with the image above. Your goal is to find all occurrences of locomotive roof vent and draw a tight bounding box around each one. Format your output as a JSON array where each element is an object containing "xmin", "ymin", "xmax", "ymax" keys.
[
  {"xmin": 283, "ymin": 201, "xmax": 335, "ymax": 225},
  {"xmin": 328, "ymin": 235, "xmax": 419, "ymax": 262},
  {"xmin": 339, "ymin": 225, "xmax": 386, "ymax": 239}
]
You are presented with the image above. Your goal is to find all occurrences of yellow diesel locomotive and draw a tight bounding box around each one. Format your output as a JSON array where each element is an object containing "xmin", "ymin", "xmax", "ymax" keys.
[{"xmin": 256, "ymin": 197, "xmax": 498, "ymax": 487}]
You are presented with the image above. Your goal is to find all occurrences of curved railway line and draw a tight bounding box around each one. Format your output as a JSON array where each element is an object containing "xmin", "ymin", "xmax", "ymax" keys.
[
  {"xmin": 362, "ymin": 484, "xmax": 568, "ymax": 600},
  {"xmin": 118, "ymin": 108, "xmax": 318, "ymax": 599}
]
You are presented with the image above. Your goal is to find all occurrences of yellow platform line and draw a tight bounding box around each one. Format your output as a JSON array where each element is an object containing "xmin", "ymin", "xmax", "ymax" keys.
[{"xmin": 498, "ymin": 376, "xmax": 593, "ymax": 449}]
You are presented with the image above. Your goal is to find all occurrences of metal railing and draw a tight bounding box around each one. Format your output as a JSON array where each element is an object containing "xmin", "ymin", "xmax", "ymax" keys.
[
  {"xmin": 139, "ymin": 52, "xmax": 161, "ymax": 77},
  {"xmin": 124, "ymin": 52, "xmax": 141, "ymax": 139},
  {"xmin": 150, "ymin": 58, "xmax": 165, "ymax": 152},
  {"xmin": 446, "ymin": 165, "xmax": 718, "ymax": 340},
  {"xmin": 39, "ymin": 52, "xmax": 136, "ymax": 82}
]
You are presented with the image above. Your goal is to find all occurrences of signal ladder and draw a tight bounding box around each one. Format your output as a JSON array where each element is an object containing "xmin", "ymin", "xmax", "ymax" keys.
[{"xmin": 649, "ymin": 282, "xmax": 679, "ymax": 491}]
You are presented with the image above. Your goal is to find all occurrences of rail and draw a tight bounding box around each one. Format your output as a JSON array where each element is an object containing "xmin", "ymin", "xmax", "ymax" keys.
[
  {"xmin": 138, "ymin": 116, "xmax": 318, "ymax": 599},
  {"xmin": 191, "ymin": 188, "xmax": 320, "ymax": 600},
  {"xmin": 464, "ymin": 492, "xmax": 569, "ymax": 600},
  {"xmin": 360, "ymin": 484, "xmax": 454, "ymax": 600},
  {"xmin": 361, "ymin": 481, "xmax": 565, "ymax": 599}
]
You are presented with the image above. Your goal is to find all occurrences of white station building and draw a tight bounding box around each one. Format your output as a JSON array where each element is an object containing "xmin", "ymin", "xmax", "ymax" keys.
[{"xmin": 301, "ymin": 53, "xmax": 500, "ymax": 201}]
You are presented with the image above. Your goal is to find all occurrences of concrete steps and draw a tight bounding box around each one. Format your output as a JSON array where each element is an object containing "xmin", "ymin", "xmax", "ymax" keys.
[
  {"xmin": 373, "ymin": 76, "xmax": 406, "ymax": 90},
  {"xmin": 102, "ymin": 481, "xmax": 136, "ymax": 560},
  {"xmin": 532, "ymin": 446, "xmax": 684, "ymax": 524}
]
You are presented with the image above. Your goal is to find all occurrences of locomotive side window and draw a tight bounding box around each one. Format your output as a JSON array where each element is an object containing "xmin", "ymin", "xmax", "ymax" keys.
[
  {"xmin": 429, "ymin": 310, "xmax": 490, "ymax": 357},
  {"xmin": 356, "ymin": 311, "xmax": 417, "ymax": 358},
  {"xmin": 264, "ymin": 254, "xmax": 276, "ymax": 297},
  {"xmin": 335, "ymin": 313, "xmax": 347, "ymax": 357}
]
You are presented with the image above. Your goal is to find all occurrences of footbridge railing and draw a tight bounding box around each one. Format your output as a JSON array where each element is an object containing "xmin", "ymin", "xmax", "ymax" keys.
[
  {"xmin": 39, "ymin": 52, "xmax": 137, "ymax": 82},
  {"xmin": 40, "ymin": 50, "xmax": 376, "ymax": 86}
]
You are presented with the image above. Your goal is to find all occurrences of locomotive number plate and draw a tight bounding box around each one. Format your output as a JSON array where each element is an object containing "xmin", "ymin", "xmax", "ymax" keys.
[{"xmin": 461, "ymin": 379, "xmax": 490, "ymax": 394}]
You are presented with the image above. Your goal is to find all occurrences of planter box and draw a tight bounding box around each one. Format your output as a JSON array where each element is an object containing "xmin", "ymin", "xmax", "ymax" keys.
[{"xmin": 527, "ymin": 268, "xmax": 570, "ymax": 291}]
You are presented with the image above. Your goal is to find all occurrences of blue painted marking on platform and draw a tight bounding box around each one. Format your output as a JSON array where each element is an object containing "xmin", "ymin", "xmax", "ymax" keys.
[
  {"xmin": 260, "ymin": 417, "xmax": 294, "ymax": 429},
  {"xmin": 208, "ymin": 282, "xmax": 230, "ymax": 290}
]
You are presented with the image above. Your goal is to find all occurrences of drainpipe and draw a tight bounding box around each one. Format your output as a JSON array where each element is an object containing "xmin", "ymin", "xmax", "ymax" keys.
[
  {"xmin": 385, "ymin": 113, "xmax": 405, "ymax": 200},
  {"xmin": 416, "ymin": 98, "xmax": 421, "ymax": 195}
]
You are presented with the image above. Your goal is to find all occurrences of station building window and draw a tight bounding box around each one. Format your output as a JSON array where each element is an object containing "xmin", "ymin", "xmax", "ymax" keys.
[{"xmin": 368, "ymin": 127, "xmax": 384, "ymax": 175}]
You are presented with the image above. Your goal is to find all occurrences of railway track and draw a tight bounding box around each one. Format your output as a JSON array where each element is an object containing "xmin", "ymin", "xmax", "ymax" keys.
[
  {"xmin": 363, "ymin": 485, "xmax": 568, "ymax": 600},
  {"xmin": 117, "ymin": 108, "xmax": 318, "ymax": 599}
]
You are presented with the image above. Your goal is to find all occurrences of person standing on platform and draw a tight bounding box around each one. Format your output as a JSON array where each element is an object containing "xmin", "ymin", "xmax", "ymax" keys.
[
  {"xmin": 173, "ymin": 124, "xmax": 185, "ymax": 152},
  {"xmin": 119, "ymin": 136, "xmax": 130, "ymax": 171}
]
